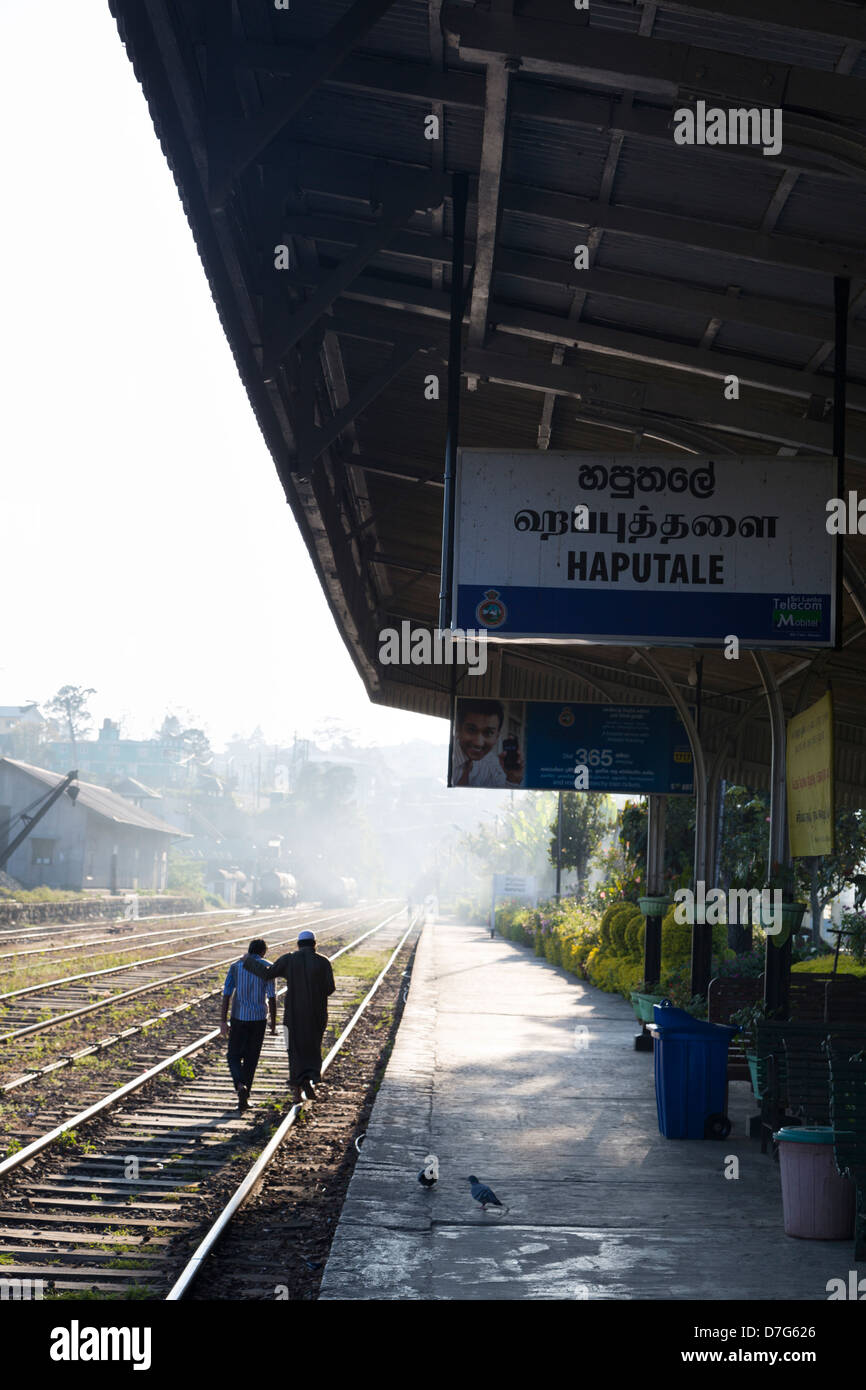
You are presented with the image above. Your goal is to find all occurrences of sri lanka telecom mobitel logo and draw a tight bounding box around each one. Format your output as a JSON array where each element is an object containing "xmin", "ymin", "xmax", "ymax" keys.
[{"xmin": 772, "ymin": 597, "xmax": 823, "ymax": 633}]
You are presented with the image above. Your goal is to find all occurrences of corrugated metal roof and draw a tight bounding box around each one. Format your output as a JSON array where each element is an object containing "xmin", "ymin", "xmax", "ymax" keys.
[
  {"xmin": 648, "ymin": 9, "xmax": 848, "ymax": 72},
  {"xmin": 775, "ymin": 178, "xmax": 866, "ymax": 248},
  {"xmin": 506, "ymin": 117, "xmax": 611, "ymax": 199},
  {"xmin": 1, "ymin": 759, "xmax": 188, "ymax": 836},
  {"xmin": 107, "ymin": 0, "xmax": 866, "ymax": 790},
  {"xmin": 613, "ymin": 139, "xmax": 780, "ymax": 227},
  {"xmin": 244, "ymin": 0, "xmax": 432, "ymax": 59},
  {"xmin": 594, "ymin": 232, "xmax": 833, "ymax": 306}
]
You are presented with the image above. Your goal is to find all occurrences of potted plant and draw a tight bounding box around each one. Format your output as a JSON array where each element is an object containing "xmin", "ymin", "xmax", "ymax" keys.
[
  {"xmin": 759, "ymin": 862, "xmax": 807, "ymax": 947},
  {"xmin": 638, "ymin": 893, "xmax": 670, "ymax": 918},
  {"xmin": 630, "ymin": 977, "xmax": 666, "ymax": 1024},
  {"xmin": 729, "ymin": 999, "xmax": 781, "ymax": 1096}
]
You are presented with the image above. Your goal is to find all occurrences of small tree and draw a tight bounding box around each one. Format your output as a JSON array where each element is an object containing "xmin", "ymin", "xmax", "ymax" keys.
[
  {"xmin": 550, "ymin": 792, "xmax": 614, "ymax": 892},
  {"xmin": 795, "ymin": 808, "xmax": 866, "ymax": 947},
  {"xmin": 45, "ymin": 685, "xmax": 95, "ymax": 763}
]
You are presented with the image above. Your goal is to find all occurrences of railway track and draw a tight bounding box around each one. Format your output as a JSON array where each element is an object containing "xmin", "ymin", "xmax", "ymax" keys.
[
  {"xmin": 0, "ymin": 905, "xmax": 394, "ymax": 1131},
  {"xmin": 0, "ymin": 904, "xmax": 382, "ymax": 1050},
  {"xmin": 0, "ymin": 906, "xmax": 240, "ymax": 948},
  {"xmin": 0, "ymin": 909, "xmax": 255, "ymax": 973},
  {"xmin": 0, "ymin": 908, "xmax": 417, "ymax": 1298}
]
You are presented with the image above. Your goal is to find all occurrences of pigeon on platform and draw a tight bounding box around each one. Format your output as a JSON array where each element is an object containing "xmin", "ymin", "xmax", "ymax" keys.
[
  {"xmin": 466, "ymin": 1174, "xmax": 508, "ymax": 1214},
  {"xmin": 417, "ymin": 1154, "xmax": 439, "ymax": 1188}
]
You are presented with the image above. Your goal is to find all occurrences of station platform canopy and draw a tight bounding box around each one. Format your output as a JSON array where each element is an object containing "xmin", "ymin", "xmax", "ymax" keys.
[{"xmin": 110, "ymin": 1, "xmax": 866, "ymax": 802}]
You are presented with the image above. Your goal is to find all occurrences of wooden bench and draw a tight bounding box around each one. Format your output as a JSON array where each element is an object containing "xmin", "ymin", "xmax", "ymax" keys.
[
  {"xmin": 827, "ymin": 1043, "xmax": 866, "ymax": 1262},
  {"xmin": 707, "ymin": 975, "xmax": 762, "ymax": 1082},
  {"xmin": 756, "ymin": 1021, "xmax": 866, "ymax": 1154},
  {"xmin": 789, "ymin": 973, "xmax": 866, "ymax": 1023}
]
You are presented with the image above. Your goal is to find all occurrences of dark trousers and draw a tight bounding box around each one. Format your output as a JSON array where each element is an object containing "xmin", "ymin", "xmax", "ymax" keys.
[{"xmin": 227, "ymin": 1018, "xmax": 266, "ymax": 1091}]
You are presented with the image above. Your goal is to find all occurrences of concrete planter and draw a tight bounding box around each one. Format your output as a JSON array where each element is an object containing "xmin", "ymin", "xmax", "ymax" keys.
[
  {"xmin": 638, "ymin": 895, "xmax": 670, "ymax": 919},
  {"xmin": 631, "ymin": 990, "xmax": 665, "ymax": 1024},
  {"xmin": 759, "ymin": 900, "xmax": 807, "ymax": 948}
]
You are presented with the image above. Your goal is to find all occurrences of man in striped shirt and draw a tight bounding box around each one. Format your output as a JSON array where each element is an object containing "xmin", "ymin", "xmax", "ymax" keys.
[{"xmin": 221, "ymin": 938, "xmax": 276, "ymax": 1113}]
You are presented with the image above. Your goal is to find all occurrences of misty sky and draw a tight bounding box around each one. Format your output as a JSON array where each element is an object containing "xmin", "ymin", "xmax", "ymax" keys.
[{"xmin": 0, "ymin": 1, "xmax": 446, "ymax": 752}]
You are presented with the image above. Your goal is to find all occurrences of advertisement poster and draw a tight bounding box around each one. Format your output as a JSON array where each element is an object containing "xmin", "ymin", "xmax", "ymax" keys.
[
  {"xmin": 787, "ymin": 691, "xmax": 834, "ymax": 857},
  {"xmin": 449, "ymin": 697, "xmax": 694, "ymax": 794},
  {"xmin": 452, "ymin": 449, "xmax": 837, "ymax": 646}
]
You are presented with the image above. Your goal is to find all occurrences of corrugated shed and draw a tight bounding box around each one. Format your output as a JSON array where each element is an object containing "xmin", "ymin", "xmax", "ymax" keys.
[{"xmin": 1, "ymin": 760, "xmax": 188, "ymax": 836}]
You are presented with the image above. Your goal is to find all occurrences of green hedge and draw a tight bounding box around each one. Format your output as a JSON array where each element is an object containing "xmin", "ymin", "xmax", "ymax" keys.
[{"xmin": 495, "ymin": 896, "xmax": 730, "ymax": 1010}]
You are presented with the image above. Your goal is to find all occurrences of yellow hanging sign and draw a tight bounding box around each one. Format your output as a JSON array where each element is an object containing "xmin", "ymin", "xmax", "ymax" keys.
[{"xmin": 787, "ymin": 691, "xmax": 834, "ymax": 857}]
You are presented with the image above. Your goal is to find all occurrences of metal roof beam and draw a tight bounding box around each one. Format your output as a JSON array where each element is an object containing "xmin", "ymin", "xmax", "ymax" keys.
[
  {"xmin": 468, "ymin": 56, "xmax": 513, "ymax": 352},
  {"xmin": 295, "ymin": 337, "xmax": 430, "ymax": 468},
  {"xmin": 247, "ymin": 47, "xmax": 864, "ymax": 181},
  {"xmin": 335, "ymin": 279, "xmax": 866, "ymax": 449},
  {"xmin": 443, "ymin": 3, "xmax": 866, "ymax": 120},
  {"xmin": 331, "ymin": 271, "xmax": 866, "ymax": 412},
  {"xmin": 504, "ymin": 184, "xmax": 866, "ymax": 281},
  {"xmin": 491, "ymin": 312, "xmax": 866, "ymax": 411},
  {"xmin": 275, "ymin": 142, "xmax": 866, "ymax": 279},
  {"xmin": 461, "ymin": 344, "xmax": 866, "ymax": 462},
  {"xmin": 210, "ymin": 0, "xmax": 400, "ymax": 209},
  {"xmin": 283, "ymin": 210, "xmax": 866, "ymax": 351},
  {"xmin": 265, "ymin": 180, "xmax": 445, "ymax": 368},
  {"xmin": 246, "ymin": 47, "xmax": 866, "ymax": 182}
]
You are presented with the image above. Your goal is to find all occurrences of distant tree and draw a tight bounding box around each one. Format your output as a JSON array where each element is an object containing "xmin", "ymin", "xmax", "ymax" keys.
[
  {"xmin": 620, "ymin": 796, "xmax": 695, "ymax": 887},
  {"xmin": 464, "ymin": 792, "xmax": 558, "ymax": 884},
  {"xmin": 551, "ymin": 793, "xmax": 615, "ymax": 889},
  {"xmin": 46, "ymin": 685, "xmax": 95, "ymax": 763},
  {"xmin": 182, "ymin": 727, "xmax": 212, "ymax": 763},
  {"xmin": 795, "ymin": 809, "xmax": 866, "ymax": 946}
]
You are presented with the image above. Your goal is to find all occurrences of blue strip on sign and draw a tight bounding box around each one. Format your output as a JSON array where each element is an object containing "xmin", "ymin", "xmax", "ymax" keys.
[{"xmin": 456, "ymin": 587, "xmax": 832, "ymax": 644}]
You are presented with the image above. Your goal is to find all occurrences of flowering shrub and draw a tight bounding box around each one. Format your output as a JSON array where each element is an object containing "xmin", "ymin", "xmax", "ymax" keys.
[{"xmin": 495, "ymin": 895, "xmax": 729, "ymax": 1008}]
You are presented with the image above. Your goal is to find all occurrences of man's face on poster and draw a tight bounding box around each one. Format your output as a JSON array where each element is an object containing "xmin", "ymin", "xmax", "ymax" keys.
[{"xmin": 457, "ymin": 709, "xmax": 502, "ymax": 762}]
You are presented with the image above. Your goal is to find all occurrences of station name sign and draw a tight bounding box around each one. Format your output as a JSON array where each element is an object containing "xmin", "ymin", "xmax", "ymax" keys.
[{"xmin": 451, "ymin": 450, "xmax": 837, "ymax": 646}]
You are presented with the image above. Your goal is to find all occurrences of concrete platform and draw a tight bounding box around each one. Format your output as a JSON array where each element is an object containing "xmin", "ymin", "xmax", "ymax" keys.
[{"xmin": 319, "ymin": 920, "xmax": 860, "ymax": 1300}]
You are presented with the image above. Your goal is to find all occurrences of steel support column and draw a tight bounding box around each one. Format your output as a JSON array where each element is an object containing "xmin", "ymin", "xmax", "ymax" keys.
[
  {"xmin": 438, "ymin": 172, "xmax": 469, "ymax": 631},
  {"xmin": 753, "ymin": 651, "xmax": 792, "ymax": 1018},
  {"xmin": 637, "ymin": 652, "xmax": 710, "ymax": 997},
  {"xmin": 642, "ymin": 794, "xmax": 667, "ymax": 991}
]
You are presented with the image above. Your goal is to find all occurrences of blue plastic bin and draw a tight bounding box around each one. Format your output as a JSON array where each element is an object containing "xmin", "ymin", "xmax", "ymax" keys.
[{"xmin": 650, "ymin": 1002, "xmax": 737, "ymax": 1139}]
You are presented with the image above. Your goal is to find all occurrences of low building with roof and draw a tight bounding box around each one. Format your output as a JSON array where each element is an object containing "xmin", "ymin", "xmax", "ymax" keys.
[{"xmin": 0, "ymin": 758, "xmax": 190, "ymax": 893}]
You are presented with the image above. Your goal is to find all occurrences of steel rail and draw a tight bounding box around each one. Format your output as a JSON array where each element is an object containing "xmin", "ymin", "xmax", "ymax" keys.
[
  {"xmin": 0, "ymin": 905, "xmax": 375, "ymax": 1043},
  {"xmin": 0, "ymin": 909, "xmax": 404, "ymax": 1180},
  {"xmin": 0, "ymin": 905, "xmax": 240, "ymax": 944},
  {"xmin": 165, "ymin": 913, "xmax": 418, "ymax": 1300},
  {"xmin": 0, "ymin": 908, "xmax": 258, "ymax": 966},
  {"xmin": 0, "ymin": 901, "xmax": 394, "ymax": 998},
  {"xmin": 1, "ymin": 914, "xmax": 397, "ymax": 1093}
]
